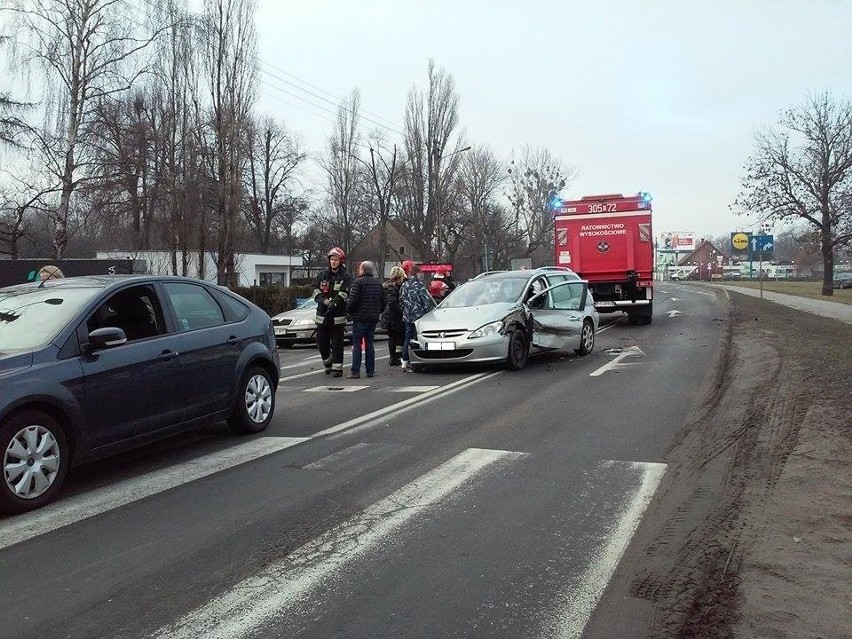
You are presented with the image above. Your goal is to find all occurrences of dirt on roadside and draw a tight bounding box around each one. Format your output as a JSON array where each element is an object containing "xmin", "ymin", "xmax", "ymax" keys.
[{"xmin": 587, "ymin": 289, "xmax": 851, "ymax": 639}]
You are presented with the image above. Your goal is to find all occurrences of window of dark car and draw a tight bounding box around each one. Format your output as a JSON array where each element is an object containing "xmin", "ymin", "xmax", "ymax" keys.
[
  {"xmin": 164, "ymin": 282, "xmax": 226, "ymax": 331},
  {"xmin": 0, "ymin": 286, "xmax": 99, "ymax": 351},
  {"xmin": 210, "ymin": 287, "xmax": 250, "ymax": 322},
  {"xmin": 86, "ymin": 285, "xmax": 166, "ymax": 341}
]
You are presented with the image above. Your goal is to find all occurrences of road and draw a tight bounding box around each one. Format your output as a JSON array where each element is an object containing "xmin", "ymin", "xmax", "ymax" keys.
[{"xmin": 0, "ymin": 283, "xmax": 725, "ymax": 639}]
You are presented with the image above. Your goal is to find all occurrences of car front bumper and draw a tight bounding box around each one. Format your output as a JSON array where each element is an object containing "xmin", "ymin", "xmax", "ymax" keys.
[{"xmin": 409, "ymin": 333, "xmax": 509, "ymax": 366}]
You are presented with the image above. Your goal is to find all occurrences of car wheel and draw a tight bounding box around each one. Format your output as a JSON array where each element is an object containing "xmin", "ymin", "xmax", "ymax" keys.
[
  {"xmin": 506, "ymin": 329, "xmax": 529, "ymax": 371},
  {"xmin": 228, "ymin": 365, "xmax": 275, "ymax": 434},
  {"xmin": 575, "ymin": 320, "xmax": 595, "ymax": 356},
  {"xmin": 0, "ymin": 409, "xmax": 69, "ymax": 515}
]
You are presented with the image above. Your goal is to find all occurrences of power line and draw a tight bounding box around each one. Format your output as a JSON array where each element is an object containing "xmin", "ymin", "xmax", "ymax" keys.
[{"xmin": 259, "ymin": 60, "xmax": 404, "ymax": 131}]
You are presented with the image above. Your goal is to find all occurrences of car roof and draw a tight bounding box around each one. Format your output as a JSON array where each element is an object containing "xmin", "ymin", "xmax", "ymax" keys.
[
  {"xmin": 0, "ymin": 274, "xmax": 220, "ymax": 294},
  {"xmin": 473, "ymin": 267, "xmax": 578, "ymax": 280}
]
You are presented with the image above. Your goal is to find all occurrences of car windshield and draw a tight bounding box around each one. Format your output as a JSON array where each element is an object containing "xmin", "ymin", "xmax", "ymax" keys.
[
  {"xmin": 0, "ymin": 286, "xmax": 98, "ymax": 351},
  {"xmin": 297, "ymin": 297, "xmax": 317, "ymax": 309},
  {"xmin": 440, "ymin": 277, "xmax": 526, "ymax": 308}
]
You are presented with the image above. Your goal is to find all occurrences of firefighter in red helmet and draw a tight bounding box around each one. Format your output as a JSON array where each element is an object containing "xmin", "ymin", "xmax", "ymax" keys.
[
  {"xmin": 312, "ymin": 247, "xmax": 352, "ymax": 377},
  {"xmin": 428, "ymin": 264, "xmax": 456, "ymax": 302}
]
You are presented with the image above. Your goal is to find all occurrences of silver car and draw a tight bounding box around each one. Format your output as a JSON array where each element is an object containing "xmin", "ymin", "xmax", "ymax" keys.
[
  {"xmin": 271, "ymin": 298, "xmax": 353, "ymax": 347},
  {"xmin": 410, "ymin": 267, "xmax": 599, "ymax": 371}
]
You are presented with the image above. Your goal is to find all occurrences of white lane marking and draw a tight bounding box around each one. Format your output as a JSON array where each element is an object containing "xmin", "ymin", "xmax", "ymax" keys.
[
  {"xmin": 153, "ymin": 447, "xmax": 527, "ymax": 639},
  {"xmin": 668, "ymin": 309, "xmax": 683, "ymax": 318},
  {"xmin": 279, "ymin": 353, "xmax": 390, "ymax": 382},
  {"xmin": 555, "ymin": 461, "xmax": 667, "ymax": 639},
  {"xmin": 589, "ymin": 346, "xmax": 644, "ymax": 377},
  {"xmin": 388, "ymin": 385, "xmax": 440, "ymax": 393},
  {"xmin": 0, "ymin": 437, "xmax": 310, "ymax": 551},
  {"xmin": 303, "ymin": 442, "xmax": 373, "ymax": 470},
  {"xmin": 313, "ymin": 371, "xmax": 502, "ymax": 437},
  {"xmin": 305, "ymin": 385, "xmax": 369, "ymax": 393},
  {"xmin": 692, "ymin": 290, "xmax": 717, "ymax": 297}
]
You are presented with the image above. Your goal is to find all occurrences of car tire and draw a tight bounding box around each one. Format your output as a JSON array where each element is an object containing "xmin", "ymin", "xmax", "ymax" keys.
[
  {"xmin": 0, "ymin": 409, "xmax": 70, "ymax": 515},
  {"xmin": 575, "ymin": 320, "xmax": 595, "ymax": 356},
  {"xmin": 228, "ymin": 365, "xmax": 275, "ymax": 434},
  {"xmin": 506, "ymin": 329, "xmax": 529, "ymax": 371}
]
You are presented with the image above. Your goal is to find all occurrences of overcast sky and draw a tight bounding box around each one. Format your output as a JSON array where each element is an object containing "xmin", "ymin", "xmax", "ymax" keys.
[{"xmin": 252, "ymin": 0, "xmax": 852, "ymax": 240}]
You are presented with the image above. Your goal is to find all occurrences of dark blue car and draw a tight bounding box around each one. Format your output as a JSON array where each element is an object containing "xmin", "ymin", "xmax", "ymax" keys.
[{"xmin": 0, "ymin": 275, "xmax": 280, "ymax": 514}]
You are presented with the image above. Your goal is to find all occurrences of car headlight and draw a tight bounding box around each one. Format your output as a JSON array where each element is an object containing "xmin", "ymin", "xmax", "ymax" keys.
[
  {"xmin": 469, "ymin": 320, "xmax": 503, "ymax": 339},
  {"xmin": 291, "ymin": 318, "xmax": 314, "ymax": 327}
]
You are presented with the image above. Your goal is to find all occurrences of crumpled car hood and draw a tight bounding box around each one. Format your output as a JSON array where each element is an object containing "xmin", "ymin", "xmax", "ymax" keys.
[{"xmin": 417, "ymin": 302, "xmax": 516, "ymax": 331}]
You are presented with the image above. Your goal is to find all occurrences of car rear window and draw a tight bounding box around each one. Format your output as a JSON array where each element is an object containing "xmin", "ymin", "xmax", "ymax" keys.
[{"xmin": 0, "ymin": 286, "xmax": 99, "ymax": 351}]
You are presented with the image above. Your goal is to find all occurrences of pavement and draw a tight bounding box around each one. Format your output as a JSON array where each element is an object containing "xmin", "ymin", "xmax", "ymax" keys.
[{"xmin": 702, "ymin": 283, "xmax": 852, "ymax": 325}]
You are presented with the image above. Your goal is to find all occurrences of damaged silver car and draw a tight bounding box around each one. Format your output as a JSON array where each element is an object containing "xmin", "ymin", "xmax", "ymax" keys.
[{"xmin": 410, "ymin": 267, "xmax": 599, "ymax": 371}]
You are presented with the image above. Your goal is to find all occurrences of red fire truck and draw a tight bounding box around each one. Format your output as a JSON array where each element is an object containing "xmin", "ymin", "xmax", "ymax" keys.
[{"xmin": 553, "ymin": 192, "xmax": 654, "ymax": 325}]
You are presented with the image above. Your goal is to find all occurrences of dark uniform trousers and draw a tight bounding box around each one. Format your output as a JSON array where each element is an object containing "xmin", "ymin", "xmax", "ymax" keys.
[{"xmin": 317, "ymin": 320, "xmax": 345, "ymax": 372}]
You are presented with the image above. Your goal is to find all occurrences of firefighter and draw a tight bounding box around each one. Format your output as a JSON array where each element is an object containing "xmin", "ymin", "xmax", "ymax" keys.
[
  {"xmin": 428, "ymin": 265, "xmax": 456, "ymax": 302},
  {"xmin": 312, "ymin": 247, "xmax": 352, "ymax": 377}
]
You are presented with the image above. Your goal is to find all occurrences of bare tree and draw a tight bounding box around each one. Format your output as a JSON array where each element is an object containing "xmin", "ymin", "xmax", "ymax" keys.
[
  {"xmin": 733, "ymin": 92, "xmax": 852, "ymax": 295},
  {"xmin": 507, "ymin": 146, "xmax": 574, "ymax": 263},
  {"xmin": 400, "ymin": 59, "xmax": 464, "ymax": 260},
  {"xmin": 202, "ymin": 0, "xmax": 257, "ymax": 285},
  {"xmin": 456, "ymin": 145, "xmax": 517, "ymax": 269},
  {"xmin": 7, "ymin": 0, "xmax": 165, "ymax": 259},
  {"xmin": 244, "ymin": 116, "xmax": 305, "ymax": 253},
  {"xmin": 320, "ymin": 89, "xmax": 362, "ymax": 256}
]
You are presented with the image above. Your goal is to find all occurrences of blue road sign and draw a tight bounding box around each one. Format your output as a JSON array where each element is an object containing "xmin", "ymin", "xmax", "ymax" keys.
[{"xmin": 750, "ymin": 234, "xmax": 774, "ymax": 253}]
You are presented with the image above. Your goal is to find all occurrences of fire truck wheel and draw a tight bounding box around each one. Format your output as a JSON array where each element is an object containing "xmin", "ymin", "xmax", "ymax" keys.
[
  {"xmin": 575, "ymin": 320, "xmax": 595, "ymax": 356},
  {"xmin": 506, "ymin": 329, "xmax": 529, "ymax": 371}
]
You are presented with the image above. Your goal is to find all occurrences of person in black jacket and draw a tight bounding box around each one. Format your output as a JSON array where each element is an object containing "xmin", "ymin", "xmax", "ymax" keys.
[
  {"xmin": 345, "ymin": 260, "xmax": 385, "ymax": 379},
  {"xmin": 381, "ymin": 266, "xmax": 407, "ymax": 366},
  {"xmin": 313, "ymin": 247, "xmax": 352, "ymax": 377}
]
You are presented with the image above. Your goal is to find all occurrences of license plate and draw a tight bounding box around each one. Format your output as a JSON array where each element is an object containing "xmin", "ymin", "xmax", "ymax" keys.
[
  {"xmin": 274, "ymin": 327, "xmax": 286, "ymax": 335},
  {"xmin": 595, "ymin": 301, "xmax": 616, "ymax": 307},
  {"xmin": 426, "ymin": 341, "xmax": 455, "ymax": 351}
]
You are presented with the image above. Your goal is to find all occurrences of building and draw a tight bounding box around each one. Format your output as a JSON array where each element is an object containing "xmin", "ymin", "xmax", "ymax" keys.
[
  {"xmin": 673, "ymin": 239, "xmax": 725, "ymax": 281},
  {"xmin": 348, "ymin": 219, "xmax": 425, "ymax": 277},
  {"xmin": 96, "ymin": 250, "xmax": 303, "ymax": 287}
]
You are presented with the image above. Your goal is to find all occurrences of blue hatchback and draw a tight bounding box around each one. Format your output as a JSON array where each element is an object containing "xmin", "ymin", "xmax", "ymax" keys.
[{"xmin": 0, "ymin": 275, "xmax": 280, "ymax": 514}]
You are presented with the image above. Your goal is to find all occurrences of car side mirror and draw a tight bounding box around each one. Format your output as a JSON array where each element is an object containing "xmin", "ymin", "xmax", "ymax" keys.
[{"xmin": 87, "ymin": 326, "xmax": 127, "ymax": 351}]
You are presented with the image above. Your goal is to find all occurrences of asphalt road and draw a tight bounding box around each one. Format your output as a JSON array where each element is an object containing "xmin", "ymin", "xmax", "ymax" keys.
[{"xmin": 0, "ymin": 283, "xmax": 725, "ymax": 639}]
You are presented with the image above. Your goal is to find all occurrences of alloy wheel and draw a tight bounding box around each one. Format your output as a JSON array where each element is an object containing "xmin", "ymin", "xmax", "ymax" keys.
[
  {"xmin": 4, "ymin": 425, "xmax": 61, "ymax": 500},
  {"xmin": 245, "ymin": 374, "xmax": 273, "ymax": 424}
]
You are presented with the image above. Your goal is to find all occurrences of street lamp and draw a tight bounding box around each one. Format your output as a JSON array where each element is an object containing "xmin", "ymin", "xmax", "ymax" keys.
[{"xmin": 435, "ymin": 145, "xmax": 471, "ymax": 259}]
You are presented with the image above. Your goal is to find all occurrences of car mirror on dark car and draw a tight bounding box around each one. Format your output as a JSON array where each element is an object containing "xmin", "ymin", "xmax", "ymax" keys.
[{"xmin": 87, "ymin": 326, "xmax": 127, "ymax": 351}]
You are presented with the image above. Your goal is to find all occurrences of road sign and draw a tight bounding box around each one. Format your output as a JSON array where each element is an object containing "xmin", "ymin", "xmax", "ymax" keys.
[
  {"xmin": 750, "ymin": 234, "xmax": 773, "ymax": 253},
  {"xmin": 731, "ymin": 232, "xmax": 749, "ymax": 251}
]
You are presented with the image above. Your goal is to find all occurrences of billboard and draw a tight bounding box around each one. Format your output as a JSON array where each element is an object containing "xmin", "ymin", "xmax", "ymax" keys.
[{"xmin": 657, "ymin": 231, "xmax": 696, "ymax": 253}]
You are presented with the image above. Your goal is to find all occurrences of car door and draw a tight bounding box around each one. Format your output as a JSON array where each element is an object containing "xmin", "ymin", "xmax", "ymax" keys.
[
  {"xmin": 161, "ymin": 281, "xmax": 242, "ymax": 420},
  {"xmin": 528, "ymin": 278, "xmax": 589, "ymax": 351},
  {"xmin": 80, "ymin": 284, "xmax": 186, "ymax": 448}
]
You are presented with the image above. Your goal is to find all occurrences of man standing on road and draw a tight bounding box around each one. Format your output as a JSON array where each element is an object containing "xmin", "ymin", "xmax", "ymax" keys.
[
  {"xmin": 346, "ymin": 260, "xmax": 384, "ymax": 379},
  {"xmin": 313, "ymin": 247, "xmax": 352, "ymax": 377}
]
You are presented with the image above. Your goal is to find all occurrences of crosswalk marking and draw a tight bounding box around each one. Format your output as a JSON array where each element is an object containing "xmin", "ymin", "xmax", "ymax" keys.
[
  {"xmin": 304, "ymin": 385, "xmax": 370, "ymax": 392},
  {"xmin": 0, "ymin": 437, "xmax": 310, "ymax": 551},
  {"xmin": 153, "ymin": 447, "xmax": 527, "ymax": 639},
  {"xmin": 554, "ymin": 460, "xmax": 667, "ymax": 639}
]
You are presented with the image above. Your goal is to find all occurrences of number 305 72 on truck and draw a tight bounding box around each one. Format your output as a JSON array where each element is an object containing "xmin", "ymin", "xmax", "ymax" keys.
[{"xmin": 554, "ymin": 192, "xmax": 654, "ymax": 325}]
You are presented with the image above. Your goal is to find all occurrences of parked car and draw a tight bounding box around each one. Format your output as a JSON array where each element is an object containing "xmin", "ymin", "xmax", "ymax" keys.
[
  {"xmin": 272, "ymin": 297, "xmax": 387, "ymax": 347},
  {"xmin": 410, "ymin": 267, "xmax": 598, "ymax": 371},
  {"xmin": 0, "ymin": 275, "xmax": 279, "ymax": 514},
  {"xmin": 832, "ymin": 272, "xmax": 852, "ymax": 289}
]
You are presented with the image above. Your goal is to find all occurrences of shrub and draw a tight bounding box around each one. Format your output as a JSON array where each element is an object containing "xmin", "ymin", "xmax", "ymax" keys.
[{"xmin": 231, "ymin": 285, "xmax": 314, "ymax": 316}]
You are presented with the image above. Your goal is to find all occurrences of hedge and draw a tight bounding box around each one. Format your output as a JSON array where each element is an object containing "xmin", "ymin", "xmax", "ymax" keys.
[{"xmin": 231, "ymin": 285, "xmax": 314, "ymax": 317}]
